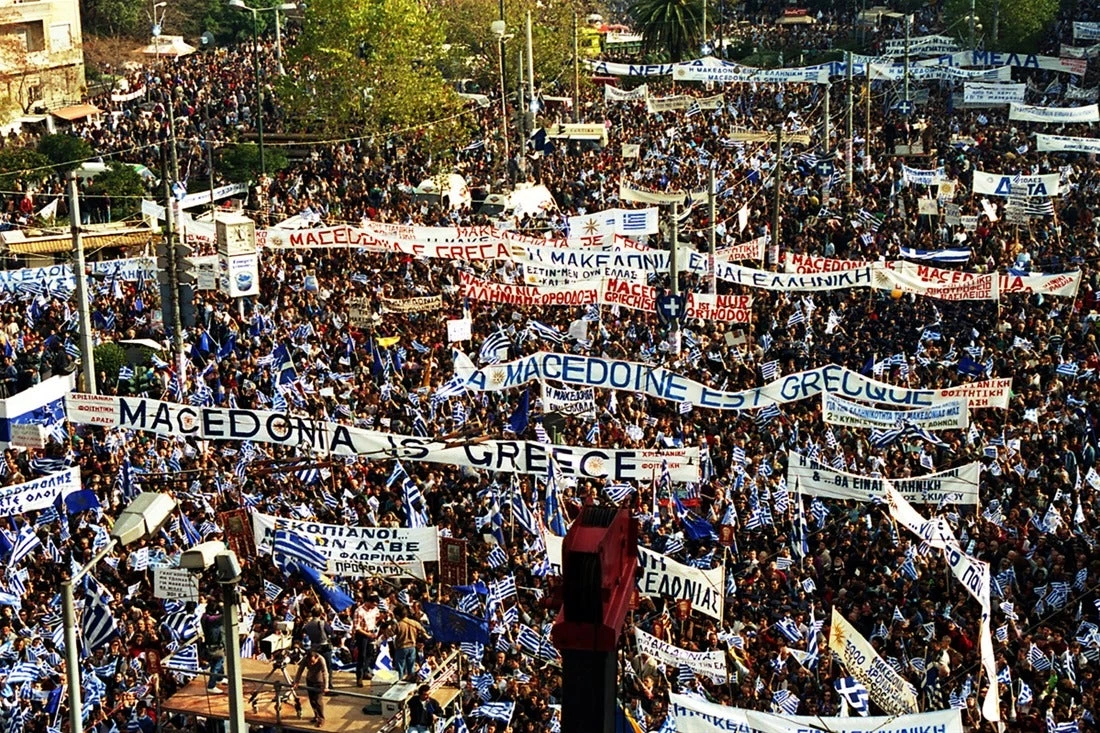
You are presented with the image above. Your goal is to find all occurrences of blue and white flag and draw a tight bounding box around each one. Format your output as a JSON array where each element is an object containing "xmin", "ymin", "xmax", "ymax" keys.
[{"xmin": 835, "ymin": 676, "xmax": 870, "ymax": 716}]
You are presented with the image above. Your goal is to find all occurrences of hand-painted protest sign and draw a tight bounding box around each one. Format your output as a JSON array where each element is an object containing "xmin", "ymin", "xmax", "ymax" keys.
[
  {"xmin": 637, "ymin": 547, "xmax": 723, "ymax": 620},
  {"xmin": 822, "ymin": 392, "xmax": 969, "ymax": 430},
  {"xmin": 787, "ymin": 451, "xmax": 980, "ymax": 506},
  {"xmin": 829, "ymin": 608, "xmax": 919, "ymax": 714}
]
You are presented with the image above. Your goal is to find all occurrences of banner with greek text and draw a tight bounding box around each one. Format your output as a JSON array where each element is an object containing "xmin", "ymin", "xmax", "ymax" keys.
[
  {"xmin": 637, "ymin": 547, "xmax": 724, "ymax": 620},
  {"xmin": 901, "ymin": 164, "xmax": 946, "ymax": 185},
  {"xmin": 459, "ymin": 272, "xmax": 754, "ymax": 324},
  {"xmin": 870, "ymin": 62, "xmax": 1013, "ymax": 81},
  {"xmin": 620, "ymin": 182, "xmax": 707, "ymax": 206},
  {"xmin": 1009, "ymin": 102, "xmax": 1099, "ymax": 123},
  {"xmin": 584, "ymin": 60, "xmax": 673, "ymax": 77},
  {"xmin": 1073, "ymin": 22, "xmax": 1100, "ymax": 41},
  {"xmin": 822, "ymin": 392, "xmax": 969, "ymax": 430},
  {"xmin": 514, "ymin": 242, "xmax": 710, "ymax": 276},
  {"xmin": 829, "ymin": 608, "xmax": 919, "ymax": 715},
  {"xmin": 634, "ymin": 629, "xmax": 726, "ymax": 682},
  {"xmin": 1036, "ymin": 133, "xmax": 1100, "ymax": 154},
  {"xmin": 884, "ymin": 482, "xmax": 959, "ymax": 549},
  {"xmin": 943, "ymin": 544, "xmax": 1000, "ymax": 724},
  {"xmin": 540, "ymin": 383, "xmax": 596, "ymax": 417},
  {"xmin": 604, "ymin": 84, "xmax": 648, "ymax": 102},
  {"xmin": 0, "ymin": 258, "xmax": 155, "ymax": 294},
  {"xmin": 672, "ymin": 57, "xmax": 828, "ymax": 84},
  {"xmin": 873, "ymin": 261, "xmax": 999, "ymax": 300},
  {"xmin": 963, "ymin": 82, "xmax": 1025, "ymax": 105},
  {"xmin": 0, "ymin": 468, "xmax": 81, "ymax": 516},
  {"xmin": 787, "ymin": 451, "xmax": 980, "ymax": 506},
  {"xmin": 456, "ymin": 352, "xmax": 1011, "ymax": 412},
  {"xmin": 712, "ymin": 262, "xmax": 875, "ymax": 291},
  {"xmin": 715, "ymin": 236, "xmax": 767, "ymax": 262},
  {"xmin": 667, "ymin": 693, "xmax": 963, "ymax": 733},
  {"xmin": 379, "ymin": 295, "xmax": 443, "ymax": 314},
  {"xmin": 646, "ymin": 93, "xmax": 725, "ymax": 113},
  {"xmin": 781, "ymin": 253, "xmax": 866, "ymax": 274},
  {"xmin": 252, "ymin": 512, "xmax": 436, "ymax": 576},
  {"xmin": 976, "ymin": 170, "xmax": 1064, "ymax": 197},
  {"xmin": 925, "ymin": 51, "xmax": 1086, "ymax": 76},
  {"xmin": 64, "ymin": 393, "xmax": 701, "ymax": 483},
  {"xmin": 883, "ymin": 34, "xmax": 962, "ymax": 56},
  {"xmin": 1066, "ymin": 84, "xmax": 1100, "ymax": 101}
]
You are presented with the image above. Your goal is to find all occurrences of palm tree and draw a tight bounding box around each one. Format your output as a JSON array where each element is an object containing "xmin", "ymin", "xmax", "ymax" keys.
[{"xmin": 629, "ymin": 0, "xmax": 704, "ymax": 63}]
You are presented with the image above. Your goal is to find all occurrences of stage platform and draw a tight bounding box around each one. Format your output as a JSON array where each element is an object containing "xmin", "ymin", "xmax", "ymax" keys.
[{"xmin": 161, "ymin": 658, "xmax": 461, "ymax": 733}]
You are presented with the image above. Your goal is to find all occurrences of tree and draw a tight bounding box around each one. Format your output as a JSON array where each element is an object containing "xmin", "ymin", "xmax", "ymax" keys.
[
  {"xmin": 0, "ymin": 147, "xmax": 51, "ymax": 192},
  {"xmin": 87, "ymin": 162, "xmax": 146, "ymax": 219},
  {"xmin": 630, "ymin": 0, "xmax": 703, "ymax": 63},
  {"xmin": 37, "ymin": 134, "xmax": 94, "ymax": 173},
  {"xmin": 217, "ymin": 143, "xmax": 288, "ymax": 183},
  {"xmin": 80, "ymin": 0, "xmax": 144, "ymax": 36},
  {"xmin": 279, "ymin": 0, "xmax": 469, "ymax": 152},
  {"xmin": 942, "ymin": 0, "xmax": 1058, "ymax": 52},
  {"xmin": 93, "ymin": 342, "xmax": 126, "ymax": 391}
]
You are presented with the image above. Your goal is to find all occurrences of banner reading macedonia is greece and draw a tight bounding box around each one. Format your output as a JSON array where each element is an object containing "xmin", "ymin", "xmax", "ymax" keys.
[
  {"xmin": 252, "ymin": 512, "xmax": 437, "ymax": 577},
  {"xmin": 787, "ymin": 451, "xmax": 980, "ymax": 506},
  {"xmin": 668, "ymin": 692, "xmax": 963, "ymax": 733},
  {"xmin": 64, "ymin": 394, "xmax": 699, "ymax": 482},
  {"xmin": 457, "ymin": 352, "xmax": 1012, "ymax": 410}
]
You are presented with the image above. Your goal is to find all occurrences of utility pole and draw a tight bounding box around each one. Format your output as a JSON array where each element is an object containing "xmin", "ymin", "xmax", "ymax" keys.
[
  {"xmin": 992, "ymin": 0, "xmax": 999, "ymax": 47},
  {"xmin": 822, "ymin": 81, "xmax": 830, "ymax": 153},
  {"xmin": 903, "ymin": 13, "xmax": 911, "ymax": 114},
  {"xmin": 772, "ymin": 126, "xmax": 782, "ymax": 264},
  {"xmin": 204, "ymin": 99, "xmax": 216, "ymax": 211},
  {"xmin": 846, "ymin": 50, "xmax": 854, "ymax": 192},
  {"xmin": 670, "ymin": 203, "xmax": 680, "ymax": 352},
  {"xmin": 160, "ymin": 148, "xmax": 183, "ymax": 368},
  {"xmin": 708, "ymin": 165, "xmax": 717, "ymax": 294},
  {"xmin": 68, "ymin": 174, "xmax": 96, "ymax": 395},
  {"xmin": 526, "ymin": 10, "xmax": 535, "ymax": 109},
  {"xmin": 865, "ymin": 71, "xmax": 872, "ymax": 153},
  {"xmin": 969, "ymin": 0, "xmax": 976, "ymax": 50},
  {"xmin": 572, "ymin": 13, "xmax": 580, "ymax": 123}
]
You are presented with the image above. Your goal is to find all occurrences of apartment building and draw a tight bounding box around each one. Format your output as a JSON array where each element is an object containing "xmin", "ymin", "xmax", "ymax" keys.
[{"xmin": 0, "ymin": 0, "xmax": 85, "ymax": 123}]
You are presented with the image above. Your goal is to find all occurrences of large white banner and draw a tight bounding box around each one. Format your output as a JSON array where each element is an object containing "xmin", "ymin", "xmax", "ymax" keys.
[
  {"xmin": 604, "ymin": 84, "xmax": 648, "ymax": 102},
  {"xmin": 1009, "ymin": 103, "xmax": 1100, "ymax": 123},
  {"xmin": 884, "ymin": 34, "xmax": 962, "ymax": 56},
  {"xmin": 1073, "ymin": 22, "xmax": 1100, "ymax": 41},
  {"xmin": 634, "ymin": 629, "xmax": 726, "ymax": 682},
  {"xmin": 972, "ymin": 170, "xmax": 1061, "ymax": 197},
  {"xmin": 584, "ymin": 60, "xmax": 673, "ymax": 77},
  {"xmin": 901, "ymin": 164, "xmax": 946, "ymax": 185},
  {"xmin": 514, "ymin": 241, "xmax": 707, "ymax": 275},
  {"xmin": 782, "ymin": 253, "xmax": 866, "ymax": 274},
  {"xmin": 927, "ymin": 51, "xmax": 1086, "ymax": 76},
  {"xmin": 884, "ymin": 482, "xmax": 959, "ymax": 549},
  {"xmin": 963, "ymin": 82, "xmax": 1025, "ymax": 105},
  {"xmin": 830, "ymin": 608, "xmax": 919, "ymax": 715},
  {"xmin": 874, "ymin": 261, "xmax": 999, "ymax": 301},
  {"xmin": 822, "ymin": 392, "xmax": 969, "ymax": 430},
  {"xmin": 0, "ymin": 468, "xmax": 81, "ymax": 516},
  {"xmin": 1036, "ymin": 133, "xmax": 1100, "ymax": 154},
  {"xmin": 672, "ymin": 56, "xmax": 828, "ymax": 84},
  {"xmin": 787, "ymin": 451, "xmax": 980, "ymax": 506},
  {"xmin": 0, "ymin": 258, "xmax": 155, "ymax": 294},
  {"xmin": 637, "ymin": 547, "xmax": 724, "ymax": 620},
  {"xmin": 869, "ymin": 62, "xmax": 1012, "ymax": 81},
  {"xmin": 668, "ymin": 693, "xmax": 963, "ymax": 733},
  {"xmin": 712, "ymin": 262, "xmax": 875, "ymax": 291},
  {"xmin": 458, "ymin": 352, "xmax": 1012, "ymax": 411},
  {"xmin": 64, "ymin": 394, "xmax": 700, "ymax": 483},
  {"xmin": 540, "ymin": 383, "xmax": 596, "ymax": 417},
  {"xmin": 252, "ymin": 512, "xmax": 437, "ymax": 576},
  {"xmin": 715, "ymin": 236, "xmax": 767, "ymax": 262},
  {"xmin": 460, "ymin": 272, "xmax": 753, "ymax": 323}
]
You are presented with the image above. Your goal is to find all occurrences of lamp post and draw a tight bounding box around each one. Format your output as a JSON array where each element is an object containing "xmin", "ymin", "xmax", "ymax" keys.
[
  {"xmin": 151, "ymin": 1, "xmax": 167, "ymax": 64},
  {"xmin": 228, "ymin": 1, "xmax": 295, "ymax": 176},
  {"xmin": 491, "ymin": 20, "xmax": 511, "ymax": 189},
  {"xmin": 64, "ymin": 493, "xmax": 178, "ymax": 733},
  {"xmin": 180, "ymin": 542, "xmax": 246, "ymax": 733}
]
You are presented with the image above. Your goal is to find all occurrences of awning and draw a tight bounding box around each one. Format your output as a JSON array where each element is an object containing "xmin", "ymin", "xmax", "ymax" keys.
[
  {"xmin": 135, "ymin": 35, "xmax": 196, "ymax": 58},
  {"xmin": 52, "ymin": 104, "xmax": 102, "ymax": 121}
]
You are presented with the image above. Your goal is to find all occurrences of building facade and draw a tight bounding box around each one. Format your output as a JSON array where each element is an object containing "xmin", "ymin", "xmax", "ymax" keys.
[{"xmin": 0, "ymin": 0, "xmax": 85, "ymax": 124}]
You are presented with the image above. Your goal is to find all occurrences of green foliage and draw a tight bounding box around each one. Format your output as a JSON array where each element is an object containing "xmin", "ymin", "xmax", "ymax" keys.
[
  {"xmin": 942, "ymin": 0, "xmax": 1058, "ymax": 51},
  {"xmin": 80, "ymin": 0, "xmax": 144, "ymax": 36},
  {"xmin": 630, "ymin": 0, "xmax": 703, "ymax": 62},
  {"xmin": 201, "ymin": 0, "xmax": 272, "ymax": 45},
  {"xmin": 280, "ymin": 0, "xmax": 469, "ymax": 152},
  {"xmin": 93, "ymin": 343, "xmax": 127, "ymax": 390},
  {"xmin": 87, "ymin": 163, "xmax": 146, "ymax": 220},
  {"xmin": 0, "ymin": 147, "xmax": 51, "ymax": 191},
  {"xmin": 37, "ymin": 134, "xmax": 93, "ymax": 173},
  {"xmin": 217, "ymin": 143, "xmax": 288, "ymax": 182}
]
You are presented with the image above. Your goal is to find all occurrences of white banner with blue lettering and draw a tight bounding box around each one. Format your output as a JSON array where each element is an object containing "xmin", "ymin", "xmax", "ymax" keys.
[
  {"xmin": 583, "ymin": 59, "xmax": 672, "ymax": 76},
  {"xmin": 924, "ymin": 51, "xmax": 1086, "ymax": 76},
  {"xmin": 1009, "ymin": 102, "xmax": 1099, "ymax": 123},
  {"xmin": 787, "ymin": 451, "xmax": 980, "ymax": 506},
  {"xmin": 1035, "ymin": 133, "xmax": 1100, "ymax": 154},
  {"xmin": 672, "ymin": 56, "xmax": 829, "ymax": 84},
  {"xmin": 901, "ymin": 164, "xmax": 946, "ymax": 185},
  {"xmin": 972, "ymin": 171, "xmax": 1061, "ymax": 197},
  {"xmin": 668, "ymin": 693, "xmax": 963, "ymax": 733},
  {"xmin": 829, "ymin": 608, "xmax": 920, "ymax": 714},
  {"xmin": 1073, "ymin": 22, "xmax": 1100, "ymax": 41},
  {"xmin": 637, "ymin": 547, "xmax": 724, "ymax": 620},
  {"xmin": 456, "ymin": 352, "xmax": 1012, "ymax": 410},
  {"xmin": 822, "ymin": 392, "xmax": 969, "ymax": 430},
  {"xmin": 540, "ymin": 383, "xmax": 596, "ymax": 417},
  {"xmin": 64, "ymin": 393, "xmax": 700, "ymax": 482},
  {"xmin": 962, "ymin": 82, "xmax": 1026, "ymax": 105},
  {"xmin": 0, "ymin": 257, "xmax": 155, "ymax": 294},
  {"xmin": 0, "ymin": 468, "xmax": 81, "ymax": 516}
]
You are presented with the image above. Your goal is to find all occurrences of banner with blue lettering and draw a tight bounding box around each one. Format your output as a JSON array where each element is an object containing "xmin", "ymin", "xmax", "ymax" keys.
[
  {"xmin": 0, "ymin": 258, "xmax": 155, "ymax": 295},
  {"xmin": 64, "ymin": 394, "xmax": 700, "ymax": 482},
  {"xmin": 822, "ymin": 392, "xmax": 969, "ymax": 430},
  {"xmin": 251, "ymin": 512, "xmax": 436, "ymax": 577},
  {"xmin": 829, "ymin": 608, "xmax": 920, "ymax": 714},
  {"xmin": 671, "ymin": 56, "xmax": 829, "ymax": 84},
  {"xmin": 787, "ymin": 451, "xmax": 980, "ymax": 506},
  {"xmin": 1036, "ymin": 133, "xmax": 1100, "ymax": 154},
  {"xmin": 455, "ymin": 352, "xmax": 1012, "ymax": 411},
  {"xmin": 925, "ymin": 50, "xmax": 1086, "ymax": 76},
  {"xmin": 901, "ymin": 164, "xmax": 946, "ymax": 186},
  {"xmin": 1009, "ymin": 102, "xmax": 1099, "ymax": 123},
  {"xmin": 972, "ymin": 170, "xmax": 1061, "ymax": 197},
  {"xmin": 583, "ymin": 59, "xmax": 673, "ymax": 76},
  {"xmin": 963, "ymin": 82, "xmax": 1026, "ymax": 105},
  {"xmin": 0, "ymin": 468, "xmax": 81, "ymax": 516},
  {"xmin": 540, "ymin": 383, "xmax": 596, "ymax": 417},
  {"xmin": 637, "ymin": 547, "xmax": 724, "ymax": 620},
  {"xmin": 668, "ymin": 692, "xmax": 963, "ymax": 733}
]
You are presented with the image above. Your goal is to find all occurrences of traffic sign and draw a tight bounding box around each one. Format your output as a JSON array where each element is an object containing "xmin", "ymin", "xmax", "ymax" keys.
[{"xmin": 656, "ymin": 292, "xmax": 687, "ymax": 326}]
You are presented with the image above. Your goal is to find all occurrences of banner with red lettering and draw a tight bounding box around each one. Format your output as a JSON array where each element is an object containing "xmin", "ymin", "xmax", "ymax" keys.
[
  {"xmin": 781, "ymin": 253, "xmax": 867, "ymax": 274},
  {"xmin": 874, "ymin": 261, "xmax": 999, "ymax": 300},
  {"xmin": 714, "ymin": 236, "xmax": 768, "ymax": 262},
  {"xmin": 459, "ymin": 272, "xmax": 753, "ymax": 323}
]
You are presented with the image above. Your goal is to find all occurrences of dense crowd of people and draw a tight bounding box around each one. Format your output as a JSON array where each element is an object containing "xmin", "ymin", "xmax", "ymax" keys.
[{"xmin": 0, "ymin": 1, "xmax": 1099, "ymax": 733}]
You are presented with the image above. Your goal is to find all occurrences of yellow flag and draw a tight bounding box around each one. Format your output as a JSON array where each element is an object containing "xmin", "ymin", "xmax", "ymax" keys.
[{"xmin": 376, "ymin": 336, "xmax": 401, "ymax": 348}]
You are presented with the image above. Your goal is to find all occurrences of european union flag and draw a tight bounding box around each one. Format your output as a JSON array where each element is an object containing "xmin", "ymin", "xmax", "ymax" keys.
[
  {"xmin": 287, "ymin": 561, "xmax": 354, "ymax": 612},
  {"xmin": 507, "ymin": 389, "xmax": 530, "ymax": 435},
  {"xmin": 423, "ymin": 602, "xmax": 490, "ymax": 645}
]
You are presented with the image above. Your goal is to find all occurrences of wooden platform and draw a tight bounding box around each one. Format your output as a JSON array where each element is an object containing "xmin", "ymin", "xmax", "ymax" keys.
[{"xmin": 162, "ymin": 658, "xmax": 460, "ymax": 733}]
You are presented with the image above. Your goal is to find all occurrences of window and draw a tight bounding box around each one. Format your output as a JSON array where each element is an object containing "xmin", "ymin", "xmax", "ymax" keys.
[{"xmin": 49, "ymin": 23, "xmax": 71, "ymax": 52}]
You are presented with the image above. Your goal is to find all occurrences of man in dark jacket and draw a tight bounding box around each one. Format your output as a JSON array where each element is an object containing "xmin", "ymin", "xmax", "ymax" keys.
[{"xmin": 406, "ymin": 684, "xmax": 444, "ymax": 733}]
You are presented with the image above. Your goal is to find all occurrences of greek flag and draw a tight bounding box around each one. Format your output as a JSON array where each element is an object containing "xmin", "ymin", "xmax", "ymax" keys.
[
  {"xmin": 1057, "ymin": 362, "xmax": 1079, "ymax": 379},
  {"xmin": 760, "ymin": 360, "xmax": 779, "ymax": 381},
  {"xmin": 1028, "ymin": 644, "xmax": 1051, "ymax": 671},
  {"xmin": 273, "ymin": 526, "xmax": 327, "ymax": 570},
  {"xmin": 81, "ymin": 594, "xmax": 118, "ymax": 652},
  {"xmin": 486, "ymin": 546, "xmax": 508, "ymax": 568},
  {"xmin": 772, "ymin": 690, "xmax": 799, "ymax": 715},
  {"xmin": 526, "ymin": 320, "xmax": 564, "ymax": 344},
  {"xmin": 472, "ymin": 701, "xmax": 515, "ymax": 723},
  {"xmin": 263, "ymin": 580, "xmax": 283, "ymax": 602},
  {"xmin": 478, "ymin": 330, "xmax": 511, "ymax": 364},
  {"xmin": 835, "ymin": 676, "xmax": 870, "ymax": 716},
  {"xmin": 7, "ymin": 526, "xmax": 41, "ymax": 569}
]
